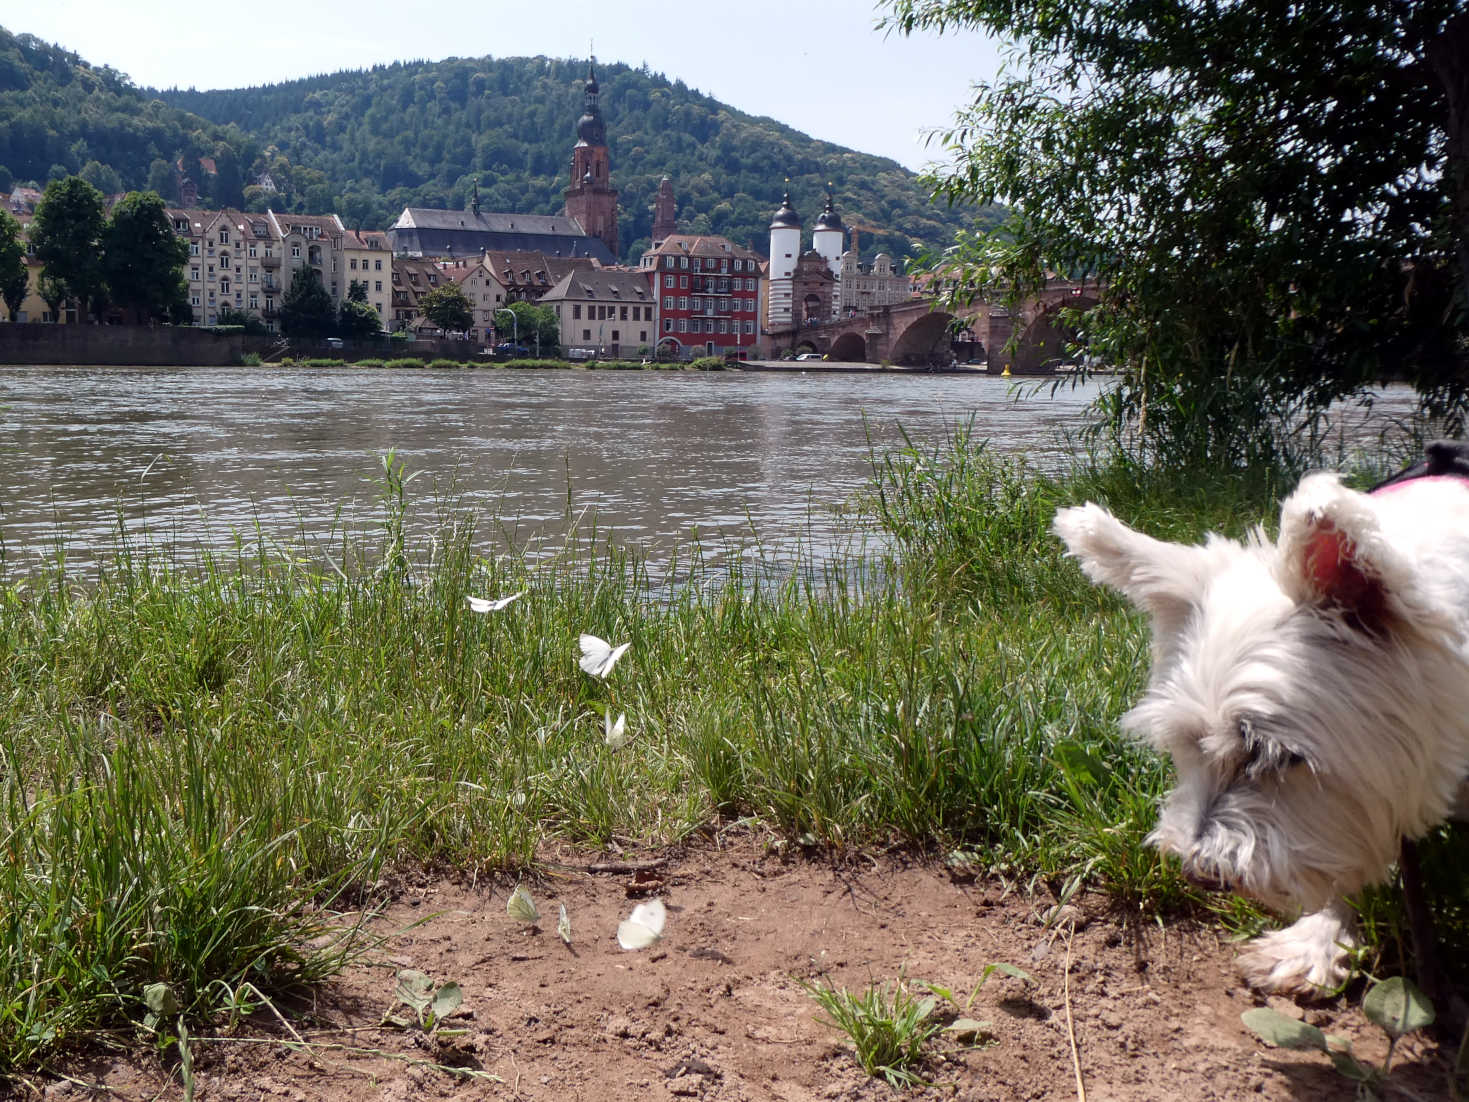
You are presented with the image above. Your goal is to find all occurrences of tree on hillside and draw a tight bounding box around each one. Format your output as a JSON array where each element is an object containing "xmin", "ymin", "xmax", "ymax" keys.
[
  {"xmin": 502, "ymin": 299, "xmax": 559, "ymax": 357},
  {"xmin": 0, "ymin": 211, "xmax": 28, "ymax": 321},
  {"xmin": 30, "ymin": 176, "xmax": 107, "ymax": 322},
  {"xmin": 884, "ymin": 0, "xmax": 1469, "ymax": 465},
  {"xmin": 419, "ymin": 282, "xmax": 473, "ymax": 334},
  {"xmin": 279, "ymin": 265, "xmax": 336, "ymax": 337},
  {"xmin": 339, "ymin": 279, "xmax": 382, "ymax": 337},
  {"xmin": 101, "ymin": 191, "xmax": 192, "ymax": 324}
]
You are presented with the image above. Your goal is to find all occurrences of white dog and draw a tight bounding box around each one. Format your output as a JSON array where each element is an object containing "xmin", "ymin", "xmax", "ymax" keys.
[{"xmin": 1053, "ymin": 459, "xmax": 1469, "ymax": 995}]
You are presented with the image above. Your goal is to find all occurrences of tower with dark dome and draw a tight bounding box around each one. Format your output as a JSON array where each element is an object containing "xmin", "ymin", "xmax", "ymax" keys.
[{"xmin": 563, "ymin": 60, "xmax": 619, "ymax": 259}]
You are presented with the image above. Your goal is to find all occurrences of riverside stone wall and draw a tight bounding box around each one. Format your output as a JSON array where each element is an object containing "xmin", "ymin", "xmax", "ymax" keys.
[
  {"xmin": 0, "ymin": 323, "xmax": 243, "ymax": 366},
  {"xmin": 0, "ymin": 325, "xmax": 491, "ymax": 366}
]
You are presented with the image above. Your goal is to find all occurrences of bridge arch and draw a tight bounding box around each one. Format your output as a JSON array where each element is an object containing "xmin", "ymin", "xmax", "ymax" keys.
[
  {"xmin": 828, "ymin": 332, "xmax": 866, "ymax": 362},
  {"xmin": 1015, "ymin": 295, "xmax": 1100, "ymax": 372},
  {"xmin": 889, "ymin": 310, "xmax": 957, "ymax": 366}
]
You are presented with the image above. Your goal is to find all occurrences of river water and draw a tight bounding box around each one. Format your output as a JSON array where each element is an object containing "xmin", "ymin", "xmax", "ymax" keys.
[{"xmin": 0, "ymin": 365, "xmax": 1421, "ymax": 580}]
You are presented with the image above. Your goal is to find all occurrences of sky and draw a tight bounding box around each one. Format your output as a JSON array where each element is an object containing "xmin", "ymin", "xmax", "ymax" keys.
[{"xmin": 6, "ymin": 0, "xmax": 1005, "ymax": 173}]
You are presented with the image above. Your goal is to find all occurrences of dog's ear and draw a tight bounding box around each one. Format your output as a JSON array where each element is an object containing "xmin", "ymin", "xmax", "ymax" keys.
[
  {"xmin": 1278, "ymin": 473, "xmax": 1399, "ymax": 630},
  {"xmin": 1053, "ymin": 503, "xmax": 1216, "ymax": 643}
]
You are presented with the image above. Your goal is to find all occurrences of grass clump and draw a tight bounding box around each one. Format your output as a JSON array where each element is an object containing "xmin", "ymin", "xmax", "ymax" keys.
[
  {"xmin": 503, "ymin": 357, "xmax": 571, "ymax": 368},
  {"xmin": 803, "ymin": 975, "xmax": 943, "ymax": 1087},
  {"xmin": 427, "ymin": 358, "xmax": 462, "ymax": 369},
  {"xmin": 384, "ymin": 357, "xmax": 426, "ymax": 370}
]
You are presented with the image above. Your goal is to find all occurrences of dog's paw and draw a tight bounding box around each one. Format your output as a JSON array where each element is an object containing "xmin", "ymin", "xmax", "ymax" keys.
[{"xmin": 1237, "ymin": 905, "xmax": 1356, "ymax": 998}]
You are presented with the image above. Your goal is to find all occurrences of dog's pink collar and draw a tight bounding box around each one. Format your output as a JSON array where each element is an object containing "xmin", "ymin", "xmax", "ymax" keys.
[{"xmin": 1370, "ymin": 473, "xmax": 1469, "ymax": 497}]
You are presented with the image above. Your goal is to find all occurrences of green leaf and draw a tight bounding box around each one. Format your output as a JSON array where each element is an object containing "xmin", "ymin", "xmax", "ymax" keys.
[
  {"xmin": 1241, "ymin": 1008, "xmax": 1328, "ymax": 1051},
  {"xmin": 1362, "ymin": 977, "xmax": 1435, "ymax": 1038},
  {"xmin": 394, "ymin": 969, "xmax": 434, "ymax": 1014},
  {"xmin": 430, "ymin": 981, "xmax": 464, "ymax": 1023},
  {"xmin": 944, "ymin": 1017, "xmax": 994, "ymax": 1042},
  {"xmin": 1327, "ymin": 1049, "xmax": 1374, "ymax": 1082},
  {"xmin": 144, "ymin": 982, "xmax": 181, "ymax": 1016},
  {"xmin": 1051, "ymin": 740, "xmax": 1104, "ymax": 787}
]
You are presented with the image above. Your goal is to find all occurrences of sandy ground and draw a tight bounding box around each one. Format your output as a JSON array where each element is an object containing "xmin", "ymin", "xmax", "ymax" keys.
[{"xmin": 25, "ymin": 834, "xmax": 1457, "ymax": 1102}]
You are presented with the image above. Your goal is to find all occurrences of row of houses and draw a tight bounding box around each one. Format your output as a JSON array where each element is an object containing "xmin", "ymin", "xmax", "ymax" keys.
[{"xmin": 3, "ymin": 189, "xmax": 916, "ymax": 360}]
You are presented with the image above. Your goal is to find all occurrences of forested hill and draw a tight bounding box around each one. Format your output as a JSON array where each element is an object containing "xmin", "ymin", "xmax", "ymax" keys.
[
  {"xmin": 159, "ymin": 56, "xmax": 989, "ymax": 261},
  {"xmin": 0, "ymin": 27, "xmax": 991, "ymax": 263}
]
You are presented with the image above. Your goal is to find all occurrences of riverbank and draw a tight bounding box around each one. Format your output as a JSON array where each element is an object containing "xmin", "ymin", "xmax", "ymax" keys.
[{"xmin": 2, "ymin": 437, "xmax": 1463, "ymax": 1092}]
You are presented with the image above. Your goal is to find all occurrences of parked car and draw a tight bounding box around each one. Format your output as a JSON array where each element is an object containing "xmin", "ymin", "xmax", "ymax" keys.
[
  {"xmin": 795, "ymin": 352, "xmax": 823, "ymax": 361},
  {"xmin": 324, "ymin": 337, "xmax": 344, "ymax": 349},
  {"xmin": 495, "ymin": 342, "xmax": 530, "ymax": 357}
]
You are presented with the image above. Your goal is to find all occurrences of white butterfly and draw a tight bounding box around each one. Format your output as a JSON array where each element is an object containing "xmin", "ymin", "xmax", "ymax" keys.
[
  {"xmin": 557, "ymin": 902, "xmax": 572, "ymax": 946},
  {"xmin": 616, "ymin": 898, "xmax": 666, "ymax": 951},
  {"xmin": 506, "ymin": 884, "xmax": 539, "ymax": 924},
  {"xmin": 578, "ymin": 633, "xmax": 631, "ymax": 679},
  {"xmin": 603, "ymin": 711, "xmax": 631, "ymax": 750},
  {"xmin": 467, "ymin": 591, "xmax": 523, "ymax": 613}
]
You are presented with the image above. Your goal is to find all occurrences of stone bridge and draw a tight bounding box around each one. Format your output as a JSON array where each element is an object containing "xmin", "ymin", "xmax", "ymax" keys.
[{"xmin": 766, "ymin": 277, "xmax": 1100, "ymax": 372}]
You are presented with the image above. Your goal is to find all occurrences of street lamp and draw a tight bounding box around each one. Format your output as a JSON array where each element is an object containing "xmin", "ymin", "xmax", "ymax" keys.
[{"xmin": 493, "ymin": 307, "xmax": 517, "ymax": 352}]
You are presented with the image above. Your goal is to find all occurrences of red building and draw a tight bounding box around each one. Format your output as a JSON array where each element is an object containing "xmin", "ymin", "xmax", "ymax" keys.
[{"xmin": 639, "ymin": 233, "xmax": 762, "ymax": 360}]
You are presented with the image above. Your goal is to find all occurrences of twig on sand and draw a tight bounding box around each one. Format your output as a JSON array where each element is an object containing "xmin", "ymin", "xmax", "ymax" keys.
[
  {"xmin": 586, "ymin": 858, "xmax": 669, "ymax": 875},
  {"xmin": 1063, "ymin": 922, "xmax": 1086, "ymax": 1102}
]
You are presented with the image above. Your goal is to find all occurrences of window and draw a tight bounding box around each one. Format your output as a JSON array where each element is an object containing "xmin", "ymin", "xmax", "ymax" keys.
[
  {"xmin": 639, "ymin": 330, "xmax": 647, "ymax": 342},
  {"xmin": 219, "ymin": 279, "xmax": 230, "ymax": 294},
  {"xmin": 664, "ymin": 274, "xmax": 674, "ymax": 288},
  {"xmin": 745, "ymin": 321, "xmax": 755, "ymax": 335},
  {"xmin": 582, "ymin": 329, "xmax": 591, "ymax": 340},
  {"xmin": 664, "ymin": 257, "xmax": 675, "ymax": 269},
  {"xmin": 218, "ymin": 230, "xmax": 229, "ymax": 244},
  {"xmin": 678, "ymin": 297, "xmax": 688, "ymax": 310},
  {"xmin": 620, "ymin": 306, "xmax": 628, "ymax": 320},
  {"xmin": 191, "ymin": 243, "xmax": 200, "ymax": 256},
  {"xmin": 291, "ymin": 245, "xmax": 301, "ymax": 258},
  {"xmin": 248, "ymin": 245, "xmax": 257, "ymax": 258},
  {"xmin": 663, "ymin": 296, "xmax": 673, "ymax": 309},
  {"xmin": 679, "ymin": 256, "xmax": 688, "ymax": 269},
  {"xmin": 719, "ymin": 320, "xmax": 728, "ymax": 334},
  {"xmin": 678, "ymin": 319, "xmax": 688, "ymax": 333},
  {"xmin": 375, "ymin": 259, "xmax": 382, "ymax": 270},
  {"xmin": 350, "ymin": 259, "xmax": 358, "ymax": 270},
  {"xmin": 248, "ymin": 295, "xmax": 258, "ymax": 309},
  {"xmin": 573, "ymin": 305, "xmax": 581, "ymax": 319},
  {"xmin": 375, "ymin": 280, "xmax": 382, "ymax": 292},
  {"xmin": 190, "ymin": 267, "xmax": 200, "ymax": 282},
  {"xmin": 664, "ymin": 319, "xmax": 673, "ymax": 332},
  {"xmin": 190, "ymin": 295, "xmax": 200, "ymax": 307},
  {"xmin": 611, "ymin": 330, "xmax": 620, "ymax": 341}
]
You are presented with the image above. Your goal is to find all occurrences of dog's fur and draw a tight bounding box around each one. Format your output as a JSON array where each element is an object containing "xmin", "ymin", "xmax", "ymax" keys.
[{"xmin": 1053, "ymin": 471, "xmax": 1469, "ymax": 994}]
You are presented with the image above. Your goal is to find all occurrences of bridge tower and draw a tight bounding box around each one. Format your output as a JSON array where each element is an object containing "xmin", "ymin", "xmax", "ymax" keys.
[
  {"xmin": 811, "ymin": 191, "xmax": 844, "ymax": 318},
  {"xmin": 766, "ymin": 189, "xmax": 802, "ymax": 329}
]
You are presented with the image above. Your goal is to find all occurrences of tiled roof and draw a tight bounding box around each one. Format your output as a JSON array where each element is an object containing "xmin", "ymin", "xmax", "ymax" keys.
[
  {"xmin": 642, "ymin": 233, "xmax": 761, "ymax": 262},
  {"xmin": 541, "ymin": 268, "xmax": 652, "ymax": 302},
  {"xmin": 394, "ymin": 208, "xmax": 583, "ymax": 236}
]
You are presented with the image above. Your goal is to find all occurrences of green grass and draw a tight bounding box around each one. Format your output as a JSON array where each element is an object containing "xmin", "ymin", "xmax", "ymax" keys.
[
  {"xmin": 0, "ymin": 433, "xmax": 1460, "ymax": 1075},
  {"xmin": 803, "ymin": 975, "xmax": 944, "ymax": 1088}
]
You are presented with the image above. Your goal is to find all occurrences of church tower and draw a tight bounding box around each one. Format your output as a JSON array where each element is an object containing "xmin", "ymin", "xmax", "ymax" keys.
[
  {"xmin": 564, "ymin": 60, "xmax": 619, "ymax": 259},
  {"xmin": 651, "ymin": 177, "xmax": 678, "ymax": 250}
]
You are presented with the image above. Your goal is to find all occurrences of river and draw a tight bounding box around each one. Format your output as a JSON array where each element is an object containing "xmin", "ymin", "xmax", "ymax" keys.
[{"xmin": 0, "ymin": 365, "xmax": 1421, "ymax": 580}]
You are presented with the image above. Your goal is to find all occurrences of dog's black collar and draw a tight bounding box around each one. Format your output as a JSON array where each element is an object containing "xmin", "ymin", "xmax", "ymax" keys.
[{"xmin": 1370, "ymin": 440, "xmax": 1469, "ymax": 494}]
